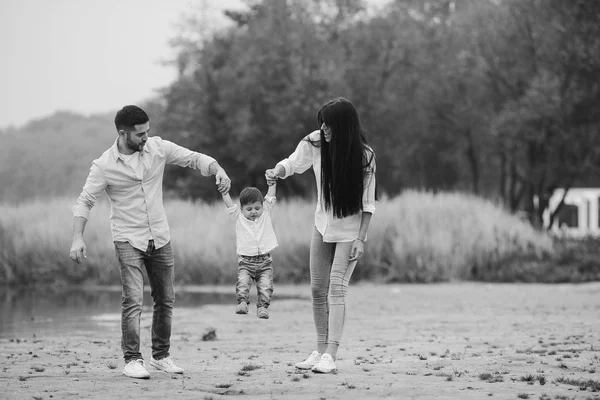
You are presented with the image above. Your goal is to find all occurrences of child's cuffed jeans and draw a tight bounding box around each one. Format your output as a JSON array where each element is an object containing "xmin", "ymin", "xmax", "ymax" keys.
[{"xmin": 236, "ymin": 253, "xmax": 274, "ymax": 308}]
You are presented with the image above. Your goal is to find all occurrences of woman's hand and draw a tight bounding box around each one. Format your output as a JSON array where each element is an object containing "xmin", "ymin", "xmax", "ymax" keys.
[
  {"xmin": 265, "ymin": 167, "xmax": 280, "ymax": 183},
  {"xmin": 349, "ymin": 239, "xmax": 365, "ymax": 262}
]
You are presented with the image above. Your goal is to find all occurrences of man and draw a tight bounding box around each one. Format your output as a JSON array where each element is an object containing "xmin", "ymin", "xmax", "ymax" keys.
[{"xmin": 69, "ymin": 105, "xmax": 230, "ymax": 379}]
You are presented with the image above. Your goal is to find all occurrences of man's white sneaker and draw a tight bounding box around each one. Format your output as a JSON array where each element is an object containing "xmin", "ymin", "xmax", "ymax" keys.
[
  {"xmin": 149, "ymin": 356, "xmax": 184, "ymax": 374},
  {"xmin": 294, "ymin": 350, "xmax": 322, "ymax": 370},
  {"xmin": 311, "ymin": 353, "xmax": 337, "ymax": 373},
  {"xmin": 123, "ymin": 359, "xmax": 150, "ymax": 379}
]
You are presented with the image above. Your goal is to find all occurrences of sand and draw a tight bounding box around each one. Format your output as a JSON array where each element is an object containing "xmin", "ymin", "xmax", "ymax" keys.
[{"xmin": 1, "ymin": 283, "xmax": 600, "ymax": 400}]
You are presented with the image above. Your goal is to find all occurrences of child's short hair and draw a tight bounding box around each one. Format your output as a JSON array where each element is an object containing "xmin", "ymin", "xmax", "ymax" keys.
[{"xmin": 239, "ymin": 187, "xmax": 264, "ymax": 206}]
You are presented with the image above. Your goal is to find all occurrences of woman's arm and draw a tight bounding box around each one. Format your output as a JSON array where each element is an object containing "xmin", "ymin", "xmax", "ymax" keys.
[
  {"xmin": 349, "ymin": 212, "xmax": 372, "ymax": 262},
  {"xmin": 350, "ymin": 151, "xmax": 377, "ymax": 262},
  {"xmin": 265, "ymin": 132, "xmax": 318, "ymax": 180}
]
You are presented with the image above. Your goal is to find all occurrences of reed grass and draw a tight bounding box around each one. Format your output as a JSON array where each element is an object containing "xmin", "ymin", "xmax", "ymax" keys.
[{"xmin": 0, "ymin": 191, "xmax": 558, "ymax": 286}]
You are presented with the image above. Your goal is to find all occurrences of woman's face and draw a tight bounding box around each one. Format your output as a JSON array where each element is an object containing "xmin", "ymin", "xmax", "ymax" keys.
[{"xmin": 320, "ymin": 122, "xmax": 332, "ymax": 143}]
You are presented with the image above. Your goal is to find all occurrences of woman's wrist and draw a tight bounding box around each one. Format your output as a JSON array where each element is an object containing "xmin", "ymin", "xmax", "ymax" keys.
[
  {"xmin": 356, "ymin": 237, "xmax": 366, "ymax": 243},
  {"xmin": 276, "ymin": 163, "xmax": 289, "ymax": 177}
]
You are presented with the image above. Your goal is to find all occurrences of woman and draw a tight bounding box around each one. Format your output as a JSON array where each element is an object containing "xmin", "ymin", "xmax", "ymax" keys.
[{"xmin": 265, "ymin": 97, "xmax": 376, "ymax": 373}]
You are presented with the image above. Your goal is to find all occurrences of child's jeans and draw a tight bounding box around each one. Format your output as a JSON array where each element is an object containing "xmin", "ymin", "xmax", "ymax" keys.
[{"xmin": 236, "ymin": 253, "xmax": 274, "ymax": 308}]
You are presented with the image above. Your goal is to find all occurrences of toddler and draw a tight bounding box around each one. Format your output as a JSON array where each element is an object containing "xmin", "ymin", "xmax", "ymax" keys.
[{"xmin": 221, "ymin": 181, "xmax": 278, "ymax": 319}]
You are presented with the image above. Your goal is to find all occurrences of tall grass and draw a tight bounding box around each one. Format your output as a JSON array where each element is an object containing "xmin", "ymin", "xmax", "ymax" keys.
[
  {"xmin": 0, "ymin": 191, "xmax": 556, "ymax": 286},
  {"xmin": 362, "ymin": 191, "xmax": 554, "ymax": 282}
]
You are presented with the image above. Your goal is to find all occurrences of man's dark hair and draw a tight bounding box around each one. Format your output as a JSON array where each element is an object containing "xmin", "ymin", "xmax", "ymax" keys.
[
  {"xmin": 114, "ymin": 105, "xmax": 149, "ymax": 132},
  {"xmin": 239, "ymin": 187, "xmax": 264, "ymax": 207}
]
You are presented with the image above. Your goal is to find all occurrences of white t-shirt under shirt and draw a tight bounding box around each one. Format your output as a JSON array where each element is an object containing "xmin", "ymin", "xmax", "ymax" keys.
[
  {"xmin": 227, "ymin": 196, "xmax": 279, "ymax": 256},
  {"xmin": 119, "ymin": 151, "xmax": 145, "ymax": 180}
]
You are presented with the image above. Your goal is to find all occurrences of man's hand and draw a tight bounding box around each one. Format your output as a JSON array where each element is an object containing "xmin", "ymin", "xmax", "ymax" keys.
[
  {"xmin": 215, "ymin": 168, "xmax": 231, "ymax": 194},
  {"xmin": 69, "ymin": 237, "xmax": 87, "ymax": 264}
]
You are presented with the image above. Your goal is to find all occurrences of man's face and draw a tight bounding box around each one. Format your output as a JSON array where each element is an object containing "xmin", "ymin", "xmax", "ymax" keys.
[
  {"xmin": 121, "ymin": 122, "xmax": 150, "ymax": 153},
  {"xmin": 241, "ymin": 201, "xmax": 264, "ymax": 221}
]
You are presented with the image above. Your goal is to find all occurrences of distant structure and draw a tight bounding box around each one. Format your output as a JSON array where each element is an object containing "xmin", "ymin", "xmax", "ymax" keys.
[{"xmin": 543, "ymin": 188, "xmax": 600, "ymax": 237}]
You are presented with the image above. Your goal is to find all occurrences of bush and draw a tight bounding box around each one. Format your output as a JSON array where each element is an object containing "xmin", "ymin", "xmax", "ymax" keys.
[
  {"xmin": 359, "ymin": 190, "xmax": 554, "ymax": 282},
  {"xmin": 0, "ymin": 191, "xmax": 571, "ymax": 286}
]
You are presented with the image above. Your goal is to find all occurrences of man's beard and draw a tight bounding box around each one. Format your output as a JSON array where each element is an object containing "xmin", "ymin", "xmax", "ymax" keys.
[{"xmin": 125, "ymin": 136, "xmax": 143, "ymax": 152}]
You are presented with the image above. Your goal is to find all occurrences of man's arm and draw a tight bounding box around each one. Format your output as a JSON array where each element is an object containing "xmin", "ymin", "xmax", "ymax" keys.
[
  {"xmin": 161, "ymin": 138, "xmax": 231, "ymax": 194},
  {"xmin": 70, "ymin": 161, "xmax": 106, "ymax": 264},
  {"xmin": 70, "ymin": 216, "xmax": 88, "ymax": 264},
  {"xmin": 209, "ymin": 161, "xmax": 231, "ymax": 194}
]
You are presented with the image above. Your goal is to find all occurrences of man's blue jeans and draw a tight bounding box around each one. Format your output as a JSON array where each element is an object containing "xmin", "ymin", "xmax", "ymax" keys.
[
  {"xmin": 236, "ymin": 253, "xmax": 274, "ymax": 309},
  {"xmin": 114, "ymin": 240, "xmax": 174, "ymax": 362}
]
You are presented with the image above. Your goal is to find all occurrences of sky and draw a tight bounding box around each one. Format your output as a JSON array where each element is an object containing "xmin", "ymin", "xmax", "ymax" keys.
[
  {"xmin": 0, "ymin": 0, "xmax": 244, "ymax": 129},
  {"xmin": 0, "ymin": 0, "xmax": 390, "ymax": 129}
]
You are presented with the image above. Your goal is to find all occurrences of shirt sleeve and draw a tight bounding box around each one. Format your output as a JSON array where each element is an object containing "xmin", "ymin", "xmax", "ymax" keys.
[
  {"xmin": 276, "ymin": 132, "xmax": 318, "ymax": 178},
  {"xmin": 264, "ymin": 195, "xmax": 276, "ymax": 212},
  {"xmin": 227, "ymin": 204, "xmax": 241, "ymax": 220},
  {"xmin": 161, "ymin": 138, "xmax": 217, "ymax": 176},
  {"xmin": 362, "ymin": 150, "xmax": 376, "ymax": 214},
  {"xmin": 72, "ymin": 161, "xmax": 107, "ymax": 219}
]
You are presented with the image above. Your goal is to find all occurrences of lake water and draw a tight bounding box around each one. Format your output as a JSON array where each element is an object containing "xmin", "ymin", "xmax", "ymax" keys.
[{"xmin": 0, "ymin": 286, "xmax": 288, "ymax": 339}]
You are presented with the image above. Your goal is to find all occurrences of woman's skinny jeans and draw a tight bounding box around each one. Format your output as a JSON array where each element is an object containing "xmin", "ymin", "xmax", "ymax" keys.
[{"xmin": 309, "ymin": 226, "xmax": 357, "ymax": 347}]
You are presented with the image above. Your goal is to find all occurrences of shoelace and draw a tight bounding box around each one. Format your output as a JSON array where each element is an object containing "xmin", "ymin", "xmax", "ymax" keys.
[{"xmin": 162, "ymin": 357, "xmax": 176, "ymax": 367}]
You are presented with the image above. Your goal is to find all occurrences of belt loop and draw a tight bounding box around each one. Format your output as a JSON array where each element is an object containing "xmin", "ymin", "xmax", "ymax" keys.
[{"xmin": 147, "ymin": 239, "xmax": 155, "ymax": 253}]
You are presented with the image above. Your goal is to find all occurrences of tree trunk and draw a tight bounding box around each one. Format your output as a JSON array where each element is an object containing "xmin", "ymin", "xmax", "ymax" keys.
[
  {"xmin": 464, "ymin": 128, "xmax": 480, "ymax": 194},
  {"xmin": 499, "ymin": 151, "xmax": 507, "ymax": 201}
]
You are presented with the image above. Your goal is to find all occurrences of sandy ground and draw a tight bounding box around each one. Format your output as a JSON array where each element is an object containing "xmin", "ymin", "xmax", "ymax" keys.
[{"xmin": 1, "ymin": 283, "xmax": 600, "ymax": 400}]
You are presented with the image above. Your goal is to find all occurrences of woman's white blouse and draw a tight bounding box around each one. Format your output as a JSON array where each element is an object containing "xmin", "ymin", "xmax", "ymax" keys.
[{"xmin": 276, "ymin": 130, "xmax": 376, "ymax": 243}]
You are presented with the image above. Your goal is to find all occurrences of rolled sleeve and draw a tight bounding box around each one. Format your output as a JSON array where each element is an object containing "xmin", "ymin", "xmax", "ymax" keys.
[
  {"xmin": 277, "ymin": 133, "xmax": 317, "ymax": 178},
  {"xmin": 362, "ymin": 155, "xmax": 376, "ymax": 214},
  {"xmin": 163, "ymin": 139, "xmax": 217, "ymax": 176},
  {"xmin": 72, "ymin": 161, "xmax": 106, "ymax": 219}
]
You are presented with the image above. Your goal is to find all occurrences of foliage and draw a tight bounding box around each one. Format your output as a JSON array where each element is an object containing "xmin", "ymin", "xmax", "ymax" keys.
[
  {"xmin": 156, "ymin": 0, "xmax": 600, "ymax": 221},
  {"xmin": 0, "ymin": 112, "xmax": 114, "ymax": 203},
  {"xmin": 2, "ymin": 0, "xmax": 599, "ymax": 228}
]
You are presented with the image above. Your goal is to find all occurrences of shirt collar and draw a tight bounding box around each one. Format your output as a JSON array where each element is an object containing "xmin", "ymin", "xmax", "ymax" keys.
[{"xmin": 110, "ymin": 137, "xmax": 150, "ymax": 162}]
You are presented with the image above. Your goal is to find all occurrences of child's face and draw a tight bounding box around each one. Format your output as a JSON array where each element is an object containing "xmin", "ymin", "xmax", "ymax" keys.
[{"xmin": 241, "ymin": 201, "xmax": 264, "ymax": 221}]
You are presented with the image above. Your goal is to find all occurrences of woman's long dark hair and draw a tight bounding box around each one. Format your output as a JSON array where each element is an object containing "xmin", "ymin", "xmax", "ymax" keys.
[{"xmin": 311, "ymin": 97, "xmax": 375, "ymax": 218}]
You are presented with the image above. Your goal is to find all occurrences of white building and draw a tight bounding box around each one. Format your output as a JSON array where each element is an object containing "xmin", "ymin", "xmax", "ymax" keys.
[{"xmin": 543, "ymin": 188, "xmax": 600, "ymax": 237}]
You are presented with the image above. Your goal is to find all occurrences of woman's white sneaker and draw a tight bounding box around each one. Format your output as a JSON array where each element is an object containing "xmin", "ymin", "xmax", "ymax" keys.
[
  {"xmin": 311, "ymin": 353, "xmax": 337, "ymax": 373},
  {"xmin": 295, "ymin": 350, "xmax": 322, "ymax": 370},
  {"xmin": 123, "ymin": 359, "xmax": 150, "ymax": 379},
  {"xmin": 149, "ymin": 356, "xmax": 184, "ymax": 374}
]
